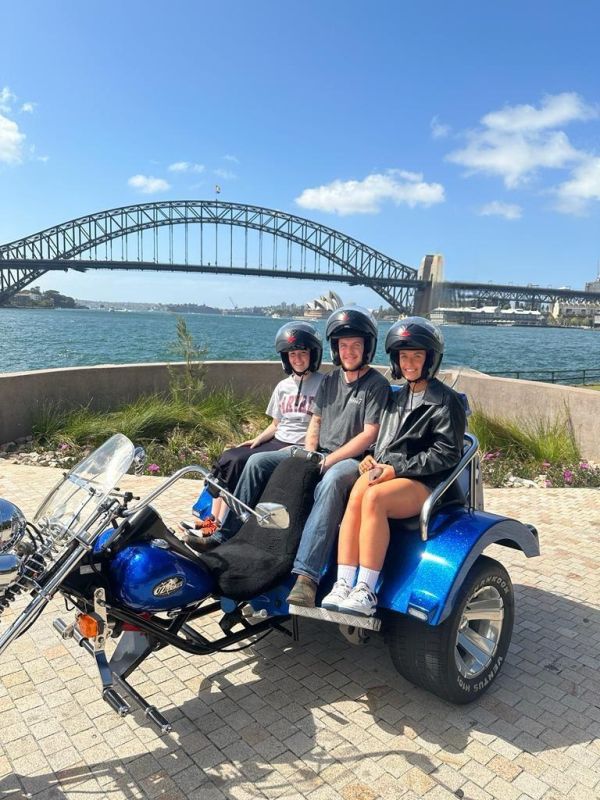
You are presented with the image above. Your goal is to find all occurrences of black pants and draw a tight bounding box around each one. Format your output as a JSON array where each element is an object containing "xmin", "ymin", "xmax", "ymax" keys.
[{"xmin": 212, "ymin": 439, "xmax": 290, "ymax": 494}]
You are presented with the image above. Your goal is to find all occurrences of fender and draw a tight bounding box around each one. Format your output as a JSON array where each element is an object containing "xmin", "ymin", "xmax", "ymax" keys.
[{"xmin": 378, "ymin": 507, "xmax": 539, "ymax": 625}]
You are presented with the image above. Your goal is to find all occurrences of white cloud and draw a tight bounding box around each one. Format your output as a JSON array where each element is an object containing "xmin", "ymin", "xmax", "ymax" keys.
[
  {"xmin": 482, "ymin": 92, "xmax": 597, "ymax": 133},
  {"xmin": 448, "ymin": 126, "xmax": 580, "ymax": 188},
  {"xmin": 295, "ymin": 169, "xmax": 445, "ymax": 215},
  {"xmin": 214, "ymin": 168, "xmax": 236, "ymax": 180},
  {"xmin": 553, "ymin": 156, "xmax": 600, "ymax": 214},
  {"xmin": 168, "ymin": 161, "xmax": 204, "ymax": 173},
  {"xmin": 21, "ymin": 102, "xmax": 36, "ymax": 113},
  {"xmin": 0, "ymin": 112, "xmax": 26, "ymax": 164},
  {"xmin": 447, "ymin": 92, "xmax": 594, "ymax": 188},
  {"xmin": 223, "ymin": 154, "xmax": 239, "ymax": 163},
  {"xmin": 478, "ymin": 201, "xmax": 522, "ymax": 220},
  {"xmin": 430, "ymin": 116, "xmax": 450, "ymax": 139},
  {"xmin": 128, "ymin": 174, "xmax": 170, "ymax": 194},
  {"xmin": 0, "ymin": 86, "xmax": 16, "ymax": 112}
]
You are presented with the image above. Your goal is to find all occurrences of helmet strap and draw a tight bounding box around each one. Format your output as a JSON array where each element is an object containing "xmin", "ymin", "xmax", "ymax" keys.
[{"xmin": 293, "ymin": 372, "xmax": 307, "ymax": 407}]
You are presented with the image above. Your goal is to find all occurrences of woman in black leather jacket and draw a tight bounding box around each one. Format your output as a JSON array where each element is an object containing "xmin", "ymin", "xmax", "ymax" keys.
[{"xmin": 321, "ymin": 317, "xmax": 466, "ymax": 617}]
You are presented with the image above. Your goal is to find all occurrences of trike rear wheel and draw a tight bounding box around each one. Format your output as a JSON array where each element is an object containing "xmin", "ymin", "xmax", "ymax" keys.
[{"xmin": 387, "ymin": 556, "xmax": 514, "ymax": 704}]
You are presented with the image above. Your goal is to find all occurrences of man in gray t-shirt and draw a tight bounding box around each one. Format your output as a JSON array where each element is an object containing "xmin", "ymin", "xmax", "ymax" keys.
[
  {"xmin": 208, "ymin": 306, "xmax": 389, "ymax": 609},
  {"xmin": 287, "ymin": 311, "xmax": 389, "ymax": 606}
]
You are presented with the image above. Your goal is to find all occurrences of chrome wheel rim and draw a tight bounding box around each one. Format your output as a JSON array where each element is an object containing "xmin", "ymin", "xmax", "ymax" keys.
[{"xmin": 455, "ymin": 585, "xmax": 504, "ymax": 679}]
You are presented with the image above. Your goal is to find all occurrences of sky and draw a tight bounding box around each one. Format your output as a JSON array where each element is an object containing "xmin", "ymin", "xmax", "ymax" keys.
[{"xmin": 1, "ymin": 1, "xmax": 600, "ymax": 308}]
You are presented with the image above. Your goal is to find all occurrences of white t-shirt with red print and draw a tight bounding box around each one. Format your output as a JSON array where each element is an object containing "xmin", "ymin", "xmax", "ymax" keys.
[{"xmin": 266, "ymin": 372, "xmax": 324, "ymax": 445}]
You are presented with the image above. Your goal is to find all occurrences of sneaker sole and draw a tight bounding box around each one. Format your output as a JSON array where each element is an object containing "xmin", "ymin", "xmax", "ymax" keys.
[{"xmin": 337, "ymin": 605, "xmax": 376, "ymax": 617}]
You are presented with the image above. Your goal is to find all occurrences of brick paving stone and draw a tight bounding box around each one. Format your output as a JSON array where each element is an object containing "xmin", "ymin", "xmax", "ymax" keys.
[
  {"xmin": 1, "ymin": 468, "xmax": 600, "ymax": 799},
  {"xmin": 512, "ymin": 771, "xmax": 550, "ymax": 799}
]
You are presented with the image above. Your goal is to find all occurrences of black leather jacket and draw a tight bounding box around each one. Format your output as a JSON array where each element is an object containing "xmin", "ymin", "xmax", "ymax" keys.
[{"xmin": 373, "ymin": 378, "xmax": 466, "ymax": 489}]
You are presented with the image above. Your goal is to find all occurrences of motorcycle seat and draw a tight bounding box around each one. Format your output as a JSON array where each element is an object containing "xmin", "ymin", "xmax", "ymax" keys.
[{"xmin": 196, "ymin": 456, "xmax": 321, "ymax": 599}]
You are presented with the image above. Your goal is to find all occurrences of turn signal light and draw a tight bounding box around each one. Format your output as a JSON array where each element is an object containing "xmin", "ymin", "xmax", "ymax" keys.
[{"xmin": 77, "ymin": 614, "xmax": 99, "ymax": 639}]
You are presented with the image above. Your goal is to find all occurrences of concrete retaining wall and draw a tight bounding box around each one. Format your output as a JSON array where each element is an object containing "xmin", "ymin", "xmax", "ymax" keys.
[{"xmin": 1, "ymin": 361, "xmax": 599, "ymax": 459}]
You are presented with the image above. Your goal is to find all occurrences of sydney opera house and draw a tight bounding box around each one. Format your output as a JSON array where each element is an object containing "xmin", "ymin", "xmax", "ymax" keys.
[{"xmin": 304, "ymin": 290, "xmax": 344, "ymax": 319}]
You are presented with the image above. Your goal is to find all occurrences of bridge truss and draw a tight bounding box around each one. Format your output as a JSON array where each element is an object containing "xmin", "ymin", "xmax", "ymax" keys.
[
  {"xmin": 0, "ymin": 201, "xmax": 419, "ymax": 311},
  {"xmin": 441, "ymin": 281, "xmax": 600, "ymax": 309}
]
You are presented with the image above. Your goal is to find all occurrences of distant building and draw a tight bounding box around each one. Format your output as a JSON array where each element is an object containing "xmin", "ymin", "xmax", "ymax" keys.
[
  {"xmin": 430, "ymin": 306, "xmax": 544, "ymax": 326},
  {"xmin": 304, "ymin": 290, "xmax": 343, "ymax": 319},
  {"xmin": 552, "ymin": 299, "xmax": 600, "ymax": 319},
  {"xmin": 585, "ymin": 274, "xmax": 600, "ymax": 293}
]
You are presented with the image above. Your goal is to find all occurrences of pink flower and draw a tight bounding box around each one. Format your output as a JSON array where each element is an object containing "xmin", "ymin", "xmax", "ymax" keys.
[
  {"xmin": 579, "ymin": 461, "xmax": 590, "ymax": 470},
  {"xmin": 147, "ymin": 463, "xmax": 160, "ymax": 474},
  {"xmin": 59, "ymin": 443, "xmax": 70, "ymax": 451},
  {"xmin": 563, "ymin": 469, "xmax": 573, "ymax": 484},
  {"xmin": 483, "ymin": 451, "xmax": 499, "ymax": 461},
  {"xmin": 542, "ymin": 461, "xmax": 551, "ymax": 469},
  {"xmin": 544, "ymin": 480, "xmax": 553, "ymax": 488}
]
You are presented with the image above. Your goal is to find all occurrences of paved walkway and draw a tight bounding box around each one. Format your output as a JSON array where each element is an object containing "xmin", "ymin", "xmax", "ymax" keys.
[{"xmin": 0, "ymin": 463, "xmax": 598, "ymax": 800}]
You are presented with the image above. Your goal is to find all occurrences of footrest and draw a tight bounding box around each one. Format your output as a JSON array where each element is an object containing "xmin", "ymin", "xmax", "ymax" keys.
[{"xmin": 288, "ymin": 604, "xmax": 381, "ymax": 632}]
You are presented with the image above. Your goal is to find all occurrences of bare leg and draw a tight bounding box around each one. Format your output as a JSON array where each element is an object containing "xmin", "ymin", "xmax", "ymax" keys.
[
  {"xmin": 212, "ymin": 497, "xmax": 226, "ymax": 524},
  {"xmin": 358, "ymin": 479, "xmax": 431, "ymax": 570},
  {"xmin": 337, "ymin": 472, "xmax": 372, "ymax": 566}
]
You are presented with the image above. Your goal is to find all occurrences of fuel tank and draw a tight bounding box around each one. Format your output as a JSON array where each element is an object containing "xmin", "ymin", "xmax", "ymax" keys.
[{"xmin": 108, "ymin": 541, "xmax": 215, "ymax": 612}]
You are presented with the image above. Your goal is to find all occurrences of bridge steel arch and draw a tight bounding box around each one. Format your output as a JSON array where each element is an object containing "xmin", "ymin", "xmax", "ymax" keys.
[{"xmin": 0, "ymin": 200, "xmax": 419, "ymax": 310}]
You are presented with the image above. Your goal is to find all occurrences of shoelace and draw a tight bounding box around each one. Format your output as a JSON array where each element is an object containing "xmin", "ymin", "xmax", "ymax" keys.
[{"xmin": 351, "ymin": 583, "xmax": 375, "ymax": 602}]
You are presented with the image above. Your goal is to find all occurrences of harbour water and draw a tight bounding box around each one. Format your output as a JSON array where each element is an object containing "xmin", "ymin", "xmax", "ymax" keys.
[{"xmin": 0, "ymin": 307, "xmax": 598, "ymax": 376}]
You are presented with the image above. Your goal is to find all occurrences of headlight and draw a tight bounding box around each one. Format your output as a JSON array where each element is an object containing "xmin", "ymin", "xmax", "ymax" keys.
[
  {"xmin": 0, "ymin": 499, "xmax": 27, "ymax": 553},
  {"xmin": 0, "ymin": 553, "xmax": 22, "ymax": 589}
]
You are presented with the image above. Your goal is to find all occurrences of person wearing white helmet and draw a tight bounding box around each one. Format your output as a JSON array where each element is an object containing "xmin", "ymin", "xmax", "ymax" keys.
[{"xmin": 321, "ymin": 316, "xmax": 466, "ymax": 617}]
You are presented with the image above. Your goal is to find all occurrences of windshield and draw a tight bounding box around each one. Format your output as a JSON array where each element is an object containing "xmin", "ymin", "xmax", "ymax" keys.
[{"xmin": 34, "ymin": 434, "xmax": 135, "ymax": 538}]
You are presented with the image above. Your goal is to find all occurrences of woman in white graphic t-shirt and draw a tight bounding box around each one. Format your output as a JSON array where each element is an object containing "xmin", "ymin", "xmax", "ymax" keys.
[{"xmin": 191, "ymin": 322, "xmax": 324, "ymax": 534}]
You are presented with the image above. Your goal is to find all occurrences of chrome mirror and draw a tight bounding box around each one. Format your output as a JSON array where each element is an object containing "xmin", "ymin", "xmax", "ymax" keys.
[
  {"xmin": 255, "ymin": 502, "xmax": 289, "ymax": 530},
  {"xmin": 133, "ymin": 446, "xmax": 147, "ymax": 476},
  {"xmin": 0, "ymin": 499, "xmax": 27, "ymax": 553}
]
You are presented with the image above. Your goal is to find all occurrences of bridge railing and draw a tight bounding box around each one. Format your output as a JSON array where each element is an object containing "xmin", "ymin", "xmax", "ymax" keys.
[{"xmin": 487, "ymin": 368, "xmax": 600, "ymax": 386}]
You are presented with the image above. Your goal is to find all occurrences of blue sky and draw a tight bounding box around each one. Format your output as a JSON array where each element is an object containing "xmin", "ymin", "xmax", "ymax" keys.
[{"xmin": 1, "ymin": 1, "xmax": 600, "ymax": 307}]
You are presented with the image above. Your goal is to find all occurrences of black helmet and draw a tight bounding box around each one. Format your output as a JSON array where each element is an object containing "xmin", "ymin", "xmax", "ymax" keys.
[
  {"xmin": 385, "ymin": 316, "xmax": 444, "ymax": 380},
  {"xmin": 275, "ymin": 321, "xmax": 323, "ymax": 374},
  {"xmin": 325, "ymin": 305, "xmax": 378, "ymax": 368}
]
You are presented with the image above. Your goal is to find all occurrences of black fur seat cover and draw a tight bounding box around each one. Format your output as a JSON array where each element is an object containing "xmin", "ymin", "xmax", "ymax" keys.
[{"xmin": 197, "ymin": 457, "xmax": 321, "ymax": 599}]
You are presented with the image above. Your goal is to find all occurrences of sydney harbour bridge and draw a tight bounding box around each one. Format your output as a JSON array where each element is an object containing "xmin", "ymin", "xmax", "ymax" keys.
[{"xmin": 0, "ymin": 200, "xmax": 599, "ymax": 313}]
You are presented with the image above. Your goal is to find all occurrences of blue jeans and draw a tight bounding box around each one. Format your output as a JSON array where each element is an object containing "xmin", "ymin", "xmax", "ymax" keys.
[
  {"xmin": 214, "ymin": 448, "xmax": 292, "ymax": 543},
  {"xmin": 214, "ymin": 451, "xmax": 359, "ymax": 585},
  {"xmin": 293, "ymin": 459, "xmax": 359, "ymax": 583}
]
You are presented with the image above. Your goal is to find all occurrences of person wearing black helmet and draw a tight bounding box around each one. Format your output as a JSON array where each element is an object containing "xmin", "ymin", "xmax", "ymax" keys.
[
  {"xmin": 202, "ymin": 305, "xmax": 389, "ymax": 603},
  {"xmin": 321, "ymin": 316, "xmax": 466, "ymax": 617},
  {"xmin": 186, "ymin": 321, "xmax": 324, "ymax": 535},
  {"xmin": 285, "ymin": 305, "xmax": 389, "ymax": 606}
]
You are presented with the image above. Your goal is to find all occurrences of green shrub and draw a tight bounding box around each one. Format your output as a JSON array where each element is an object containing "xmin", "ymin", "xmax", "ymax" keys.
[
  {"xmin": 471, "ymin": 408, "xmax": 599, "ymax": 487},
  {"xmin": 469, "ymin": 407, "xmax": 580, "ymax": 463}
]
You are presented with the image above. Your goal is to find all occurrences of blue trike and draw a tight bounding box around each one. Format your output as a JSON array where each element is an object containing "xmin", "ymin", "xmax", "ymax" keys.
[{"xmin": 0, "ymin": 432, "xmax": 539, "ymax": 733}]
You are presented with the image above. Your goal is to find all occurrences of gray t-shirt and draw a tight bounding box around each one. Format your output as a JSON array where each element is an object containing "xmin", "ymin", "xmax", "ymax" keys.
[
  {"xmin": 266, "ymin": 371, "xmax": 324, "ymax": 444},
  {"xmin": 312, "ymin": 367, "xmax": 390, "ymax": 454},
  {"xmin": 399, "ymin": 387, "xmax": 426, "ymax": 428}
]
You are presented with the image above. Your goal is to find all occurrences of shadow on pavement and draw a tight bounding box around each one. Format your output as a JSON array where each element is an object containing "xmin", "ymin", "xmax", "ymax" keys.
[{"xmin": 2, "ymin": 583, "xmax": 598, "ymax": 799}]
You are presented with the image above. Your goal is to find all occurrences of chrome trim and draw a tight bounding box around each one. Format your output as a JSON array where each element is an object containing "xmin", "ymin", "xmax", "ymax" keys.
[
  {"xmin": 419, "ymin": 433, "xmax": 479, "ymax": 542},
  {"xmin": 122, "ymin": 465, "xmax": 281, "ymax": 527}
]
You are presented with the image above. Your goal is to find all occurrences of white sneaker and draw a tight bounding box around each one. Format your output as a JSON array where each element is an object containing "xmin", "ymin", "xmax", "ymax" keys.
[
  {"xmin": 337, "ymin": 582, "xmax": 378, "ymax": 617},
  {"xmin": 321, "ymin": 578, "xmax": 352, "ymax": 611}
]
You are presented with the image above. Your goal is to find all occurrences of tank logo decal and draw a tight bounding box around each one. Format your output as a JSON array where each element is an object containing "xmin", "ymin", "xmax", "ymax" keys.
[{"xmin": 153, "ymin": 576, "xmax": 184, "ymax": 596}]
